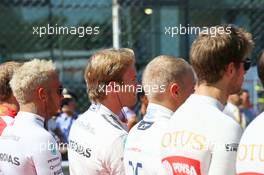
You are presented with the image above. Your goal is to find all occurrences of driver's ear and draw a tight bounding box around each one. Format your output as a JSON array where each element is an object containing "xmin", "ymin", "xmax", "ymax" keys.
[
  {"xmin": 225, "ymin": 62, "xmax": 236, "ymax": 76},
  {"xmin": 37, "ymin": 87, "xmax": 47, "ymax": 102},
  {"xmin": 170, "ymin": 83, "xmax": 179, "ymax": 98}
]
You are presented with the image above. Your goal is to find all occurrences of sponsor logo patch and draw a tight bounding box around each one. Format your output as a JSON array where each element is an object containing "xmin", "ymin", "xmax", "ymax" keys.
[
  {"xmin": 50, "ymin": 162, "xmax": 61, "ymax": 170},
  {"xmin": 53, "ymin": 168, "xmax": 63, "ymax": 175},
  {"xmin": 0, "ymin": 153, "xmax": 20, "ymax": 166},
  {"xmin": 69, "ymin": 140, "xmax": 91, "ymax": 158},
  {"xmin": 162, "ymin": 156, "xmax": 201, "ymax": 175},
  {"xmin": 137, "ymin": 120, "xmax": 154, "ymax": 130},
  {"xmin": 48, "ymin": 157, "xmax": 60, "ymax": 164},
  {"xmin": 225, "ymin": 143, "xmax": 238, "ymax": 152}
]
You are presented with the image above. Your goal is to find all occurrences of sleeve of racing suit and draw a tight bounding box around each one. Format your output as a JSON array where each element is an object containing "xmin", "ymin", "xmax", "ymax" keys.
[
  {"xmin": 31, "ymin": 134, "xmax": 64, "ymax": 175},
  {"xmin": 208, "ymin": 124, "xmax": 243, "ymax": 175},
  {"xmin": 104, "ymin": 134, "xmax": 127, "ymax": 175}
]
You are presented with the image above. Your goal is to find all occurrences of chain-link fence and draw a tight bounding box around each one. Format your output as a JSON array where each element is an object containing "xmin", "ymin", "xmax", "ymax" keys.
[
  {"xmin": 119, "ymin": 0, "xmax": 264, "ymax": 62},
  {"xmin": 1, "ymin": 0, "xmax": 264, "ymax": 112},
  {"xmin": 119, "ymin": 0, "xmax": 264, "ymax": 111},
  {"xmin": 0, "ymin": 0, "xmax": 113, "ymax": 112}
]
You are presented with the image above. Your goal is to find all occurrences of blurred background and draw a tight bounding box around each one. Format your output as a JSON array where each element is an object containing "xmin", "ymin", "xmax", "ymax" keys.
[
  {"xmin": 0, "ymin": 0, "xmax": 264, "ymax": 113},
  {"xmin": 1, "ymin": 0, "xmax": 264, "ymax": 174}
]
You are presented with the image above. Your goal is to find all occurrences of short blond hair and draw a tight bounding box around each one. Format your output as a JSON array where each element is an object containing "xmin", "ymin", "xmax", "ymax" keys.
[
  {"xmin": 84, "ymin": 48, "xmax": 135, "ymax": 102},
  {"xmin": 0, "ymin": 61, "xmax": 22, "ymax": 101},
  {"xmin": 10, "ymin": 59, "xmax": 56, "ymax": 104},
  {"xmin": 142, "ymin": 55, "xmax": 193, "ymax": 99}
]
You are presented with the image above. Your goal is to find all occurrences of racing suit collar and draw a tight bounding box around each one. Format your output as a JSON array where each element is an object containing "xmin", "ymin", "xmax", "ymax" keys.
[
  {"xmin": 226, "ymin": 102, "xmax": 237, "ymax": 110},
  {"xmin": 98, "ymin": 103, "xmax": 120, "ymax": 119},
  {"xmin": 190, "ymin": 94, "xmax": 225, "ymax": 111},
  {"xmin": 90, "ymin": 103, "xmax": 127, "ymax": 131},
  {"xmin": 144, "ymin": 103, "xmax": 174, "ymax": 120},
  {"xmin": 15, "ymin": 111, "xmax": 45, "ymax": 127}
]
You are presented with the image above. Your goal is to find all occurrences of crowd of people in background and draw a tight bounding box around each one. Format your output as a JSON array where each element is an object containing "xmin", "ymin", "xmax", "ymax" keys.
[
  {"xmin": 1, "ymin": 25, "xmax": 264, "ymax": 175},
  {"xmin": 224, "ymin": 89, "xmax": 257, "ymax": 129}
]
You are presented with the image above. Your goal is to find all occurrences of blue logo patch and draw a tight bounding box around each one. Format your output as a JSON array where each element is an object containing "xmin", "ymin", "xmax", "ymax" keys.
[{"xmin": 137, "ymin": 120, "xmax": 154, "ymax": 130}]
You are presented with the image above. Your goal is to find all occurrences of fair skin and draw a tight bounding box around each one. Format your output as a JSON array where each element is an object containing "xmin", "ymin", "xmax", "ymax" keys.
[
  {"xmin": 149, "ymin": 70, "xmax": 195, "ymax": 112},
  {"xmin": 100, "ymin": 64, "xmax": 137, "ymax": 116},
  {"xmin": 0, "ymin": 95, "xmax": 19, "ymax": 112},
  {"xmin": 228, "ymin": 94, "xmax": 241, "ymax": 106},
  {"xmin": 195, "ymin": 62, "xmax": 245, "ymax": 105},
  {"xmin": 127, "ymin": 113, "xmax": 137, "ymax": 131},
  {"xmin": 240, "ymin": 91, "xmax": 251, "ymax": 108},
  {"xmin": 140, "ymin": 95, "xmax": 148, "ymax": 117},
  {"xmin": 19, "ymin": 72, "xmax": 63, "ymax": 120}
]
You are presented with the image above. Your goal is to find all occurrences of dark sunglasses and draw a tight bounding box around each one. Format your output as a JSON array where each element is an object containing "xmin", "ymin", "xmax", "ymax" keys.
[
  {"xmin": 242, "ymin": 58, "xmax": 251, "ymax": 71},
  {"xmin": 57, "ymin": 85, "xmax": 63, "ymax": 96}
]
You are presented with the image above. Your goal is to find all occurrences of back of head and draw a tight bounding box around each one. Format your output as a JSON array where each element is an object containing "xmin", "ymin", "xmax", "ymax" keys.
[
  {"xmin": 10, "ymin": 59, "xmax": 56, "ymax": 105},
  {"xmin": 84, "ymin": 48, "xmax": 135, "ymax": 103},
  {"xmin": 257, "ymin": 50, "xmax": 264, "ymax": 86},
  {"xmin": 190, "ymin": 25, "xmax": 254, "ymax": 84},
  {"xmin": 142, "ymin": 55, "xmax": 194, "ymax": 100},
  {"xmin": 0, "ymin": 61, "xmax": 22, "ymax": 102}
]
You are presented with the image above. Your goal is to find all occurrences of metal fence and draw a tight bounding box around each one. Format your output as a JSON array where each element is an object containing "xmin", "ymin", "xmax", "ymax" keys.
[
  {"xmin": 119, "ymin": 0, "xmax": 264, "ymax": 63},
  {"xmin": 0, "ymin": 0, "xmax": 113, "ymax": 112},
  {"xmin": 1, "ymin": 0, "xmax": 264, "ymax": 112}
]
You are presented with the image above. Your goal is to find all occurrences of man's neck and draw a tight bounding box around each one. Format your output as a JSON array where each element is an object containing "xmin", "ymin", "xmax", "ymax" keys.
[
  {"xmin": 19, "ymin": 103, "xmax": 42, "ymax": 117},
  {"xmin": 195, "ymin": 83, "xmax": 229, "ymax": 105},
  {"xmin": 100, "ymin": 100, "xmax": 122, "ymax": 117},
  {"xmin": 149, "ymin": 99, "xmax": 177, "ymax": 112}
]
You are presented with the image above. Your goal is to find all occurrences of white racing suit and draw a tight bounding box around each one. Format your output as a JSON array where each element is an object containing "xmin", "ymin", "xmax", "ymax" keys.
[
  {"xmin": 68, "ymin": 103, "xmax": 128, "ymax": 175},
  {"xmin": 0, "ymin": 112, "xmax": 63, "ymax": 175},
  {"xmin": 124, "ymin": 103, "xmax": 173, "ymax": 175},
  {"xmin": 161, "ymin": 94, "xmax": 243, "ymax": 175}
]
